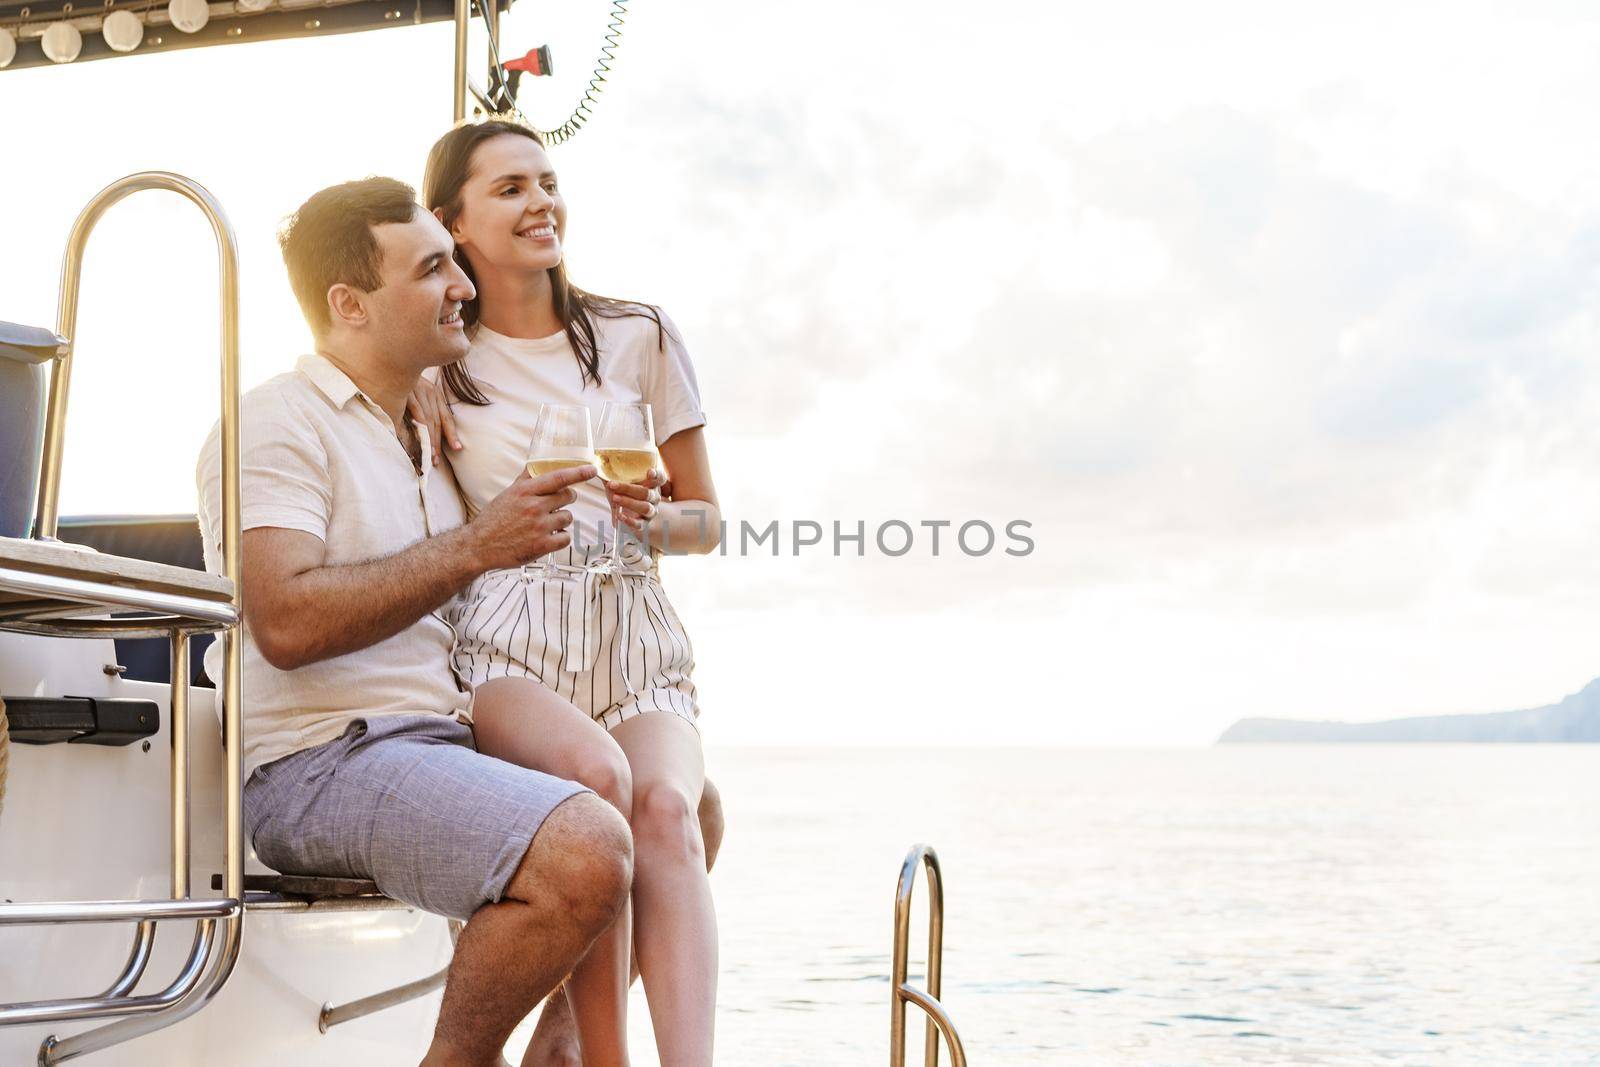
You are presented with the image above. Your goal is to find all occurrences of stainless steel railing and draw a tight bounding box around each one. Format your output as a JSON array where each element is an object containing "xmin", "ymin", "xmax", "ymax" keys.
[
  {"xmin": 452, "ymin": 0, "xmax": 504, "ymax": 122},
  {"xmin": 95, "ymin": 922, "xmax": 156, "ymax": 1000},
  {"xmin": 453, "ymin": 0, "xmax": 469, "ymax": 121},
  {"xmin": 319, "ymin": 919, "xmax": 463, "ymax": 1033},
  {"xmin": 890, "ymin": 845, "xmax": 967, "ymax": 1067},
  {"xmin": 0, "ymin": 171, "xmax": 244, "ymax": 1065}
]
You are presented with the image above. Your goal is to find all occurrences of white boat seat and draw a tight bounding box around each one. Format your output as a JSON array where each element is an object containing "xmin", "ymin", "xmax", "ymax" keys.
[
  {"xmin": 0, "ymin": 319, "xmax": 67, "ymax": 364},
  {"xmin": 0, "ymin": 535, "xmax": 234, "ymax": 630},
  {"xmin": 0, "ymin": 537, "xmax": 232, "ymax": 603}
]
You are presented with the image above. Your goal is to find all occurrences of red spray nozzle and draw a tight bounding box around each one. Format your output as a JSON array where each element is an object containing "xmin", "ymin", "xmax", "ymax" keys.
[{"xmin": 504, "ymin": 45, "xmax": 552, "ymax": 77}]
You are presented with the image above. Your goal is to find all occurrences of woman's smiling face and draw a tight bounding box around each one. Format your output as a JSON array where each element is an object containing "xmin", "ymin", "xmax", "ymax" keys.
[{"xmin": 448, "ymin": 133, "xmax": 567, "ymax": 276}]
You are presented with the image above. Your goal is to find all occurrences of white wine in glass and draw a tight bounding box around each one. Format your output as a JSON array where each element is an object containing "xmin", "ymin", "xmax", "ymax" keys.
[
  {"xmin": 595, "ymin": 447, "xmax": 656, "ymax": 484},
  {"xmin": 523, "ymin": 403, "xmax": 594, "ymax": 579},
  {"xmin": 528, "ymin": 456, "xmax": 595, "ymax": 476},
  {"xmin": 592, "ymin": 401, "xmax": 656, "ymax": 572}
]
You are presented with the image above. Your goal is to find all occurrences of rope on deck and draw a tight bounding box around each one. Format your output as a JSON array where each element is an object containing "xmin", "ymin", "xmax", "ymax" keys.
[{"xmin": 0, "ymin": 696, "xmax": 9, "ymax": 821}]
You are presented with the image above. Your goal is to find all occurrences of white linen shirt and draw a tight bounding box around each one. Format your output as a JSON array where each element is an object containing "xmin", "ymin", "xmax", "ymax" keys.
[
  {"xmin": 197, "ymin": 353, "xmax": 471, "ymax": 782},
  {"xmin": 443, "ymin": 309, "xmax": 707, "ymax": 543}
]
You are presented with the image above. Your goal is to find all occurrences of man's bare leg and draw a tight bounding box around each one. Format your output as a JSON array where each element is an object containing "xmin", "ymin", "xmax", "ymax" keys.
[
  {"xmin": 471, "ymin": 677, "xmax": 636, "ymax": 1067},
  {"xmin": 522, "ymin": 778, "xmax": 725, "ymax": 1066},
  {"xmin": 420, "ymin": 792, "xmax": 633, "ymax": 1067}
]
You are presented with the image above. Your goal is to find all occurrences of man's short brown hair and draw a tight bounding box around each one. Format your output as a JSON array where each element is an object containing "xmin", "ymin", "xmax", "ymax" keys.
[{"xmin": 279, "ymin": 177, "xmax": 419, "ymax": 335}]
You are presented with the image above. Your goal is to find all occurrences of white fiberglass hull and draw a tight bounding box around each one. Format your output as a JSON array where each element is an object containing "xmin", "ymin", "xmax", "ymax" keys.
[{"xmin": 0, "ymin": 629, "xmax": 452, "ymax": 1066}]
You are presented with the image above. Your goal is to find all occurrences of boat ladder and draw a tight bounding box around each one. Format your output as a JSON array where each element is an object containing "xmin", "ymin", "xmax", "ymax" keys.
[
  {"xmin": 0, "ymin": 170, "xmax": 246, "ymax": 1066},
  {"xmin": 891, "ymin": 844, "xmax": 968, "ymax": 1067}
]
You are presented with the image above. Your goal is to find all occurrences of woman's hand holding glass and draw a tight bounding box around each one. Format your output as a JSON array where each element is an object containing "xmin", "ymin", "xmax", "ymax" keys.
[
  {"xmin": 605, "ymin": 467, "xmax": 669, "ymax": 534},
  {"xmin": 593, "ymin": 401, "xmax": 658, "ymax": 571}
]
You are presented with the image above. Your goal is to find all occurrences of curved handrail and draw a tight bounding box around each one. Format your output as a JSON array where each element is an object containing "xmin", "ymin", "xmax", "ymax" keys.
[
  {"xmin": 898, "ymin": 986, "xmax": 966, "ymax": 1067},
  {"xmin": 39, "ymin": 170, "xmax": 243, "ymax": 898},
  {"xmin": 33, "ymin": 171, "xmax": 242, "ymax": 582},
  {"xmin": 41, "ymin": 913, "xmax": 242, "ymax": 1064},
  {"xmin": 1, "ymin": 919, "xmax": 218, "ymax": 1028},
  {"xmin": 96, "ymin": 922, "xmax": 156, "ymax": 999},
  {"xmin": 890, "ymin": 845, "xmax": 967, "ymax": 1067},
  {"xmin": 8, "ymin": 172, "xmax": 244, "ymax": 1062}
]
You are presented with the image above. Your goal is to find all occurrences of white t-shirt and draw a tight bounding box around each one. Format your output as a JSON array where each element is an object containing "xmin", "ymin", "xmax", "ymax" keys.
[
  {"xmin": 444, "ymin": 307, "xmax": 707, "ymax": 545},
  {"xmin": 197, "ymin": 353, "xmax": 472, "ymax": 781}
]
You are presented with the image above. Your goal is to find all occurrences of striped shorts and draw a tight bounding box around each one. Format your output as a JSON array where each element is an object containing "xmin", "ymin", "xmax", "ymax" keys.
[{"xmin": 448, "ymin": 543, "xmax": 699, "ymax": 733}]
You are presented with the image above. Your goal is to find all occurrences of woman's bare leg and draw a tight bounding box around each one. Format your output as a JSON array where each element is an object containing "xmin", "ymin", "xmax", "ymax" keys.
[
  {"xmin": 471, "ymin": 677, "xmax": 635, "ymax": 1067},
  {"xmin": 610, "ymin": 713, "xmax": 717, "ymax": 1067},
  {"xmin": 524, "ymin": 779, "xmax": 725, "ymax": 1066}
]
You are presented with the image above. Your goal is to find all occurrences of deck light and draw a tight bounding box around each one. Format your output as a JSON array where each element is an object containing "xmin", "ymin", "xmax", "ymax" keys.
[
  {"xmin": 42, "ymin": 20, "xmax": 82, "ymax": 62},
  {"xmin": 102, "ymin": 9, "xmax": 143, "ymax": 51},
  {"xmin": 0, "ymin": 27, "xmax": 15, "ymax": 68},
  {"xmin": 168, "ymin": 0, "xmax": 209, "ymax": 33}
]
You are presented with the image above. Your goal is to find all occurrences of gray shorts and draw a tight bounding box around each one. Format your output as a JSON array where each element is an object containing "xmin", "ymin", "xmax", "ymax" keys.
[{"xmin": 243, "ymin": 713, "xmax": 588, "ymax": 920}]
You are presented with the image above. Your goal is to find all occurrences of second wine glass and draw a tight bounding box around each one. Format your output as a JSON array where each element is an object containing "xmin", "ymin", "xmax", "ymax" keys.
[
  {"xmin": 523, "ymin": 402, "xmax": 594, "ymax": 581},
  {"xmin": 592, "ymin": 400, "xmax": 656, "ymax": 573}
]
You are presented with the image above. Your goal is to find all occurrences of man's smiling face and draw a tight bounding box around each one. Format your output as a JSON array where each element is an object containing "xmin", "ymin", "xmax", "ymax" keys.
[{"xmin": 363, "ymin": 209, "xmax": 477, "ymax": 371}]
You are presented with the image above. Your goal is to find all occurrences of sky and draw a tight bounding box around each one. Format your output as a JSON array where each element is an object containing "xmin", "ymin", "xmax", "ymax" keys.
[{"xmin": 3, "ymin": 1, "xmax": 1600, "ymax": 745}]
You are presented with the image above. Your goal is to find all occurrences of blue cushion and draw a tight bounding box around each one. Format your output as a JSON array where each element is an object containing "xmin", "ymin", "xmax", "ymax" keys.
[{"xmin": 0, "ymin": 359, "xmax": 45, "ymax": 540}]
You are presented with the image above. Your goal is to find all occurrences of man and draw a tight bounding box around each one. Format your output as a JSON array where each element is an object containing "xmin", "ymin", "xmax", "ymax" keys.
[{"xmin": 197, "ymin": 176, "xmax": 629, "ymax": 1067}]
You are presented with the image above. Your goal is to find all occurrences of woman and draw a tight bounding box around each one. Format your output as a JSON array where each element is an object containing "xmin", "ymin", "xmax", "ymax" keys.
[{"xmin": 420, "ymin": 119, "xmax": 721, "ymax": 1067}]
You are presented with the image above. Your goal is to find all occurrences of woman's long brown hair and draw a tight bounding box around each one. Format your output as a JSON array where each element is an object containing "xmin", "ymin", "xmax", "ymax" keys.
[{"xmin": 423, "ymin": 119, "xmax": 664, "ymax": 404}]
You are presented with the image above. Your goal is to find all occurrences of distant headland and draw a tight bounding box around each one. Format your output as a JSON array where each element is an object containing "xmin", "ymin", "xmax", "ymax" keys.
[{"xmin": 1217, "ymin": 676, "xmax": 1600, "ymax": 743}]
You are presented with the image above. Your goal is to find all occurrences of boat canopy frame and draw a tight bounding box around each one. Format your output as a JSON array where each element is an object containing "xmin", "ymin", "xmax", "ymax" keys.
[
  {"xmin": 0, "ymin": 0, "xmax": 511, "ymax": 74},
  {"xmin": 2, "ymin": 0, "xmax": 628, "ymax": 147}
]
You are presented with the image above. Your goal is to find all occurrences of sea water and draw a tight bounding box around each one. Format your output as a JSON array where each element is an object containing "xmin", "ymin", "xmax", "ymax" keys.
[{"xmin": 512, "ymin": 745, "xmax": 1599, "ymax": 1065}]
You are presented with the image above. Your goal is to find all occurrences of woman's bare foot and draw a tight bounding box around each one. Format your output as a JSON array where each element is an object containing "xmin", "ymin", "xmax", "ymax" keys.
[{"xmin": 521, "ymin": 991, "xmax": 580, "ymax": 1067}]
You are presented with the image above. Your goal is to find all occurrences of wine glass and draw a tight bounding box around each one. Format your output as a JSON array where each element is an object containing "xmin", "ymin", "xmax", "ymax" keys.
[
  {"xmin": 523, "ymin": 403, "xmax": 594, "ymax": 581},
  {"xmin": 592, "ymin": 401, "xmax": 656, "ymax": 573}
]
